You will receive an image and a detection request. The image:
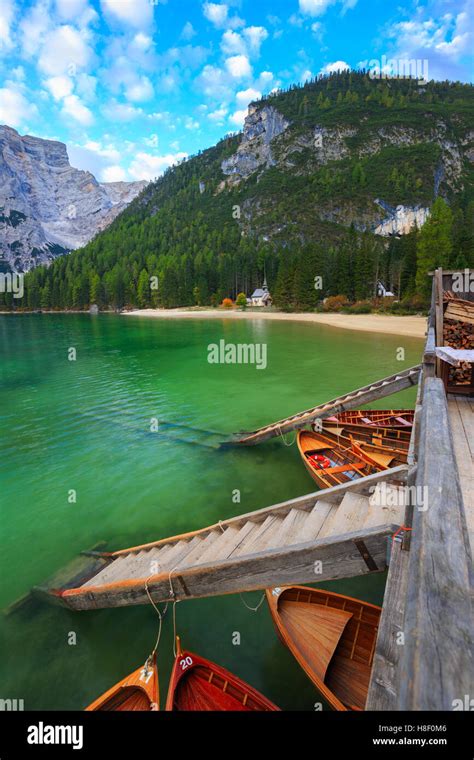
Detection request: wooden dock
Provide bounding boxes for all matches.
[27,268,473,710]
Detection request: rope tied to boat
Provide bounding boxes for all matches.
[239,591,266,613]
[172,599,181,657]
[277,424,296,447]
[144,577,168,657]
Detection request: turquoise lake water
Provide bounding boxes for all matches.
[0,314,421,710]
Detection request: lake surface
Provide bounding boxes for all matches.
[0,314,421,710]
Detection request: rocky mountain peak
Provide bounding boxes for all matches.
[0,125,147,273]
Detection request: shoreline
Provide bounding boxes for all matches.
[123,308,426,339]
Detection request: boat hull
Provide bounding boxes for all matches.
[85,655,159,711]
[266,586,381,711]
[165,643,279,711]
[296,429,380,489]
[326,409,414,428]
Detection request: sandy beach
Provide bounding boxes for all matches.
[123,308,426,339]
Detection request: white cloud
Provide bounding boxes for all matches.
[181,21,196,40]
[103,100,143,121]
[229,108,247,127]
[83,140,121,162]
[320,60,350,74]
[128,151,188,181]
[257,70,274,86]
[76,72,97,101]
[44,75,74,100]
[68,138,121,176]
[221,30,246,56]
[0,87,39,128]
[299,0,335,15]
[20,0,51,57]
[101,164,127,182]
[225,54,252,78]
[144,133,159,147]
[203,2,229,28]
[243,26,268,56]
[38,25,94,76]
[0,0,14,50]
[61,93,94,125]
[196,64,233,100]
[221,26,268,58]
[125,76,154,102]
[184,116,200,129]
[131,32,153,51]
[55,0,90,20]
[101,0,154,28]
[208,105,227,123]
[389,11,471,60]
[379,5,472,80]
[236,87,261,107]
[301,69,313,81]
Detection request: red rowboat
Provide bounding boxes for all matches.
[165,637,279,711]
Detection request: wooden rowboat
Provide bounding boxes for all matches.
[266,586,381,711]
[350,439,407,469]
[297,430,380,489]
[317,428,408,469]
[321,421,411,451]
[165,637,279,711]
[85,654,159,711]
[325,409,414,428]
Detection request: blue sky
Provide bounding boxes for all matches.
[0,0,472,182]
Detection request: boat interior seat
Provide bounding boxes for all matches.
[325,655,370,711]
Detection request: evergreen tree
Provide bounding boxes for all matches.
[416,197,453,297]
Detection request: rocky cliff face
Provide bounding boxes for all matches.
[221,105,289,186]
[219,102,473,238]
[0,126,147,272]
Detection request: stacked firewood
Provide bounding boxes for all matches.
[443,292,474,385]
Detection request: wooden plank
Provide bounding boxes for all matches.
[445,301,474,325]
[107,466,408,556]
[366,539,410,710]
[59,525,395,610]
[235,366,421,445]
[448,396,474,555]
[398,378,474,710]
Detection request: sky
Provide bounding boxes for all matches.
[0,0,472,183]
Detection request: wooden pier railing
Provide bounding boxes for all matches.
[398,377,473,709]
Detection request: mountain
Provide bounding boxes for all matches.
[13,72,474,311]
[0,125,147,273]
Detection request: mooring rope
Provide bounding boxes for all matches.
[172,599,180,657]
[239,591,266,612]
[145,578,168,656]
[278,424,297,447]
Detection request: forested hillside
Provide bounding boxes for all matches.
[6,71,474,312]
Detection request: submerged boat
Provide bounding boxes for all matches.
[296,429,380,489]
[85,655,159,711]
[266,586,381,711]
[325,409,414,428]
[321,421,411,452]
[165,638,279,711]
